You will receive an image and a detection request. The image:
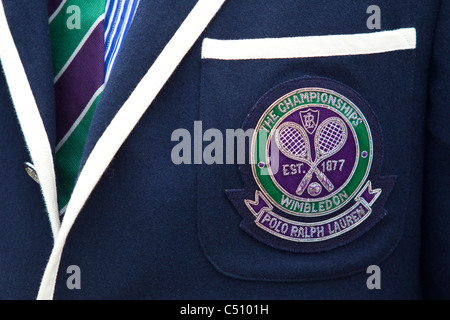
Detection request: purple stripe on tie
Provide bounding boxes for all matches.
[54,21,105,143]
[47,0,64,17]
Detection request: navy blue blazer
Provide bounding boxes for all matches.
[0,0,449,300]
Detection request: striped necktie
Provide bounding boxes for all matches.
[48,0,140,213]
[48,0,106,213]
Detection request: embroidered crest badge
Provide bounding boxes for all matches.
[226,77,396,252]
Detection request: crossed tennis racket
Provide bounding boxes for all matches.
[275,117,348,196]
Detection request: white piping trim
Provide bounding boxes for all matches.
[202,27,417,60]
[0,0,60,239]
[36,0,226,300]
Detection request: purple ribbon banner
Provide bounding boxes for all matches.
[244,181,381,243]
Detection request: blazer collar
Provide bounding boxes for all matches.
[2,0,56,148]
[2,0,227,300]
[0,0,60,238]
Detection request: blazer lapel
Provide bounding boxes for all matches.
[2,0,56,147]
[37,0,227,299]
[0,0,60,238]
[80,0,199,168]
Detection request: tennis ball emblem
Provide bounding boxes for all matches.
[226,77,395,252]
[307,182,322,197]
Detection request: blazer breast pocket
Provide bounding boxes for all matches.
[197,28,417,281]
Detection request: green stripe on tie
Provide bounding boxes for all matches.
[49,0,105,78]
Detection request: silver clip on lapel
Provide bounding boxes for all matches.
[24,162,40,184]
